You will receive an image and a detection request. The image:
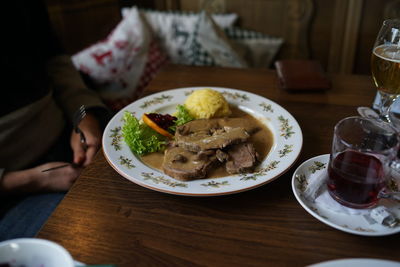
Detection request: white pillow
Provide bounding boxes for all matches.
[72,7,151,100]
[122,7,238,64]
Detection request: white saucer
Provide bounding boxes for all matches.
[291,154,400,236]
[308,258,400,267]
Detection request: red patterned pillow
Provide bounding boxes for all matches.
[72,7,169,112]
[103,39,169,111]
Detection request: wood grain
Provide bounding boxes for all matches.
[37,64,400,267]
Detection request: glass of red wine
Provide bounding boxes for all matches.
[327,116,400,209]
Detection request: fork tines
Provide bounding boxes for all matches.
[73,105,86,130]
[73,105,87,146]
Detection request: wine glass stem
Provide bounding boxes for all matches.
[377,90,398,122]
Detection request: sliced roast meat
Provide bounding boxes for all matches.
[164,116,264,180]
[195,150,215,161]
[176,119,219,137]
[225,142,259,174]
[216,149,229,162]
[175,127,250,152]
[162,146,218,181]
[218,117,260,135]
[175,117,259,138]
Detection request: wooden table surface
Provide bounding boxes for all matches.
[37,64,400,266]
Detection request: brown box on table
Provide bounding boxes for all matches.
[275,60,330,91]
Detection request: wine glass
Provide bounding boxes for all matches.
[371,19,400,121]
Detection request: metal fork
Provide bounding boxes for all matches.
[73,105,87,148]
[41,105,87,172]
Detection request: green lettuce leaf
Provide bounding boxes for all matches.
[169,105,195,132]
[121,111,167,156]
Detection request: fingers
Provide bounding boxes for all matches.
[75,114,102,166]
[40,163,82,192]
[26,162,83,192]
[83,145,97,166]
[71,113,103,166]
[71,130,101,167]
[82,133,101,166]
[71,131,86,166]
[38,161,74,171]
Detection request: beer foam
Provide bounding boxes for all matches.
[373,44,400,63]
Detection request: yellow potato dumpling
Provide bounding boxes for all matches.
[184,88,232,119]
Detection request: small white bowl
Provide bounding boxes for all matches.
[0,238,74,267]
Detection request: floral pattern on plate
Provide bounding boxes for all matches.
[102,87,303,196]
[292,154,400,236]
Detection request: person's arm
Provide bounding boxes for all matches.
[47,55,111,166]
[47,56,109,120]
[0,163,82,195]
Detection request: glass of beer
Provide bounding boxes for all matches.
[371,19,400,121]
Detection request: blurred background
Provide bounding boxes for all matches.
[44,0,400,75]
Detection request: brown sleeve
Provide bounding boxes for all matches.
[46,55,109,123]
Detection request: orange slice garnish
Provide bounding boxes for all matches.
[142,113,174,139]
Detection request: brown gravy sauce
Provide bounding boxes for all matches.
[141,107,274,178]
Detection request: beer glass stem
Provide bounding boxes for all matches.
[377,90,399,122]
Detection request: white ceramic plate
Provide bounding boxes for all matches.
[292,154,400,236]
[103,87,303,196]
[74,261,85,266]
[308,258,400,267]
[0,238,75,267]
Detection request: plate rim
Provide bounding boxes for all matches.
[307,258,400,267]
[103,86,303,196]
[291,154,400,236]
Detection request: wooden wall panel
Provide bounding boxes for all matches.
[179,0,288,37]
[176,0,399,74]
[178,0,337,69]
[310,0,335,71]
[354,0,398,75]
[179,0,314,60]
[45,0,121,54]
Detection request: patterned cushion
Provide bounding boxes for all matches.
[187,11,248,68]
[103,39,169,111]
[189,40,216,66]
[224,27,284,68]
[72,8,169,111]
[72,8,151,100]
[122,7,238,65]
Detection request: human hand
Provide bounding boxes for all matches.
[1,162,82,194]
[70,112,102,167]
